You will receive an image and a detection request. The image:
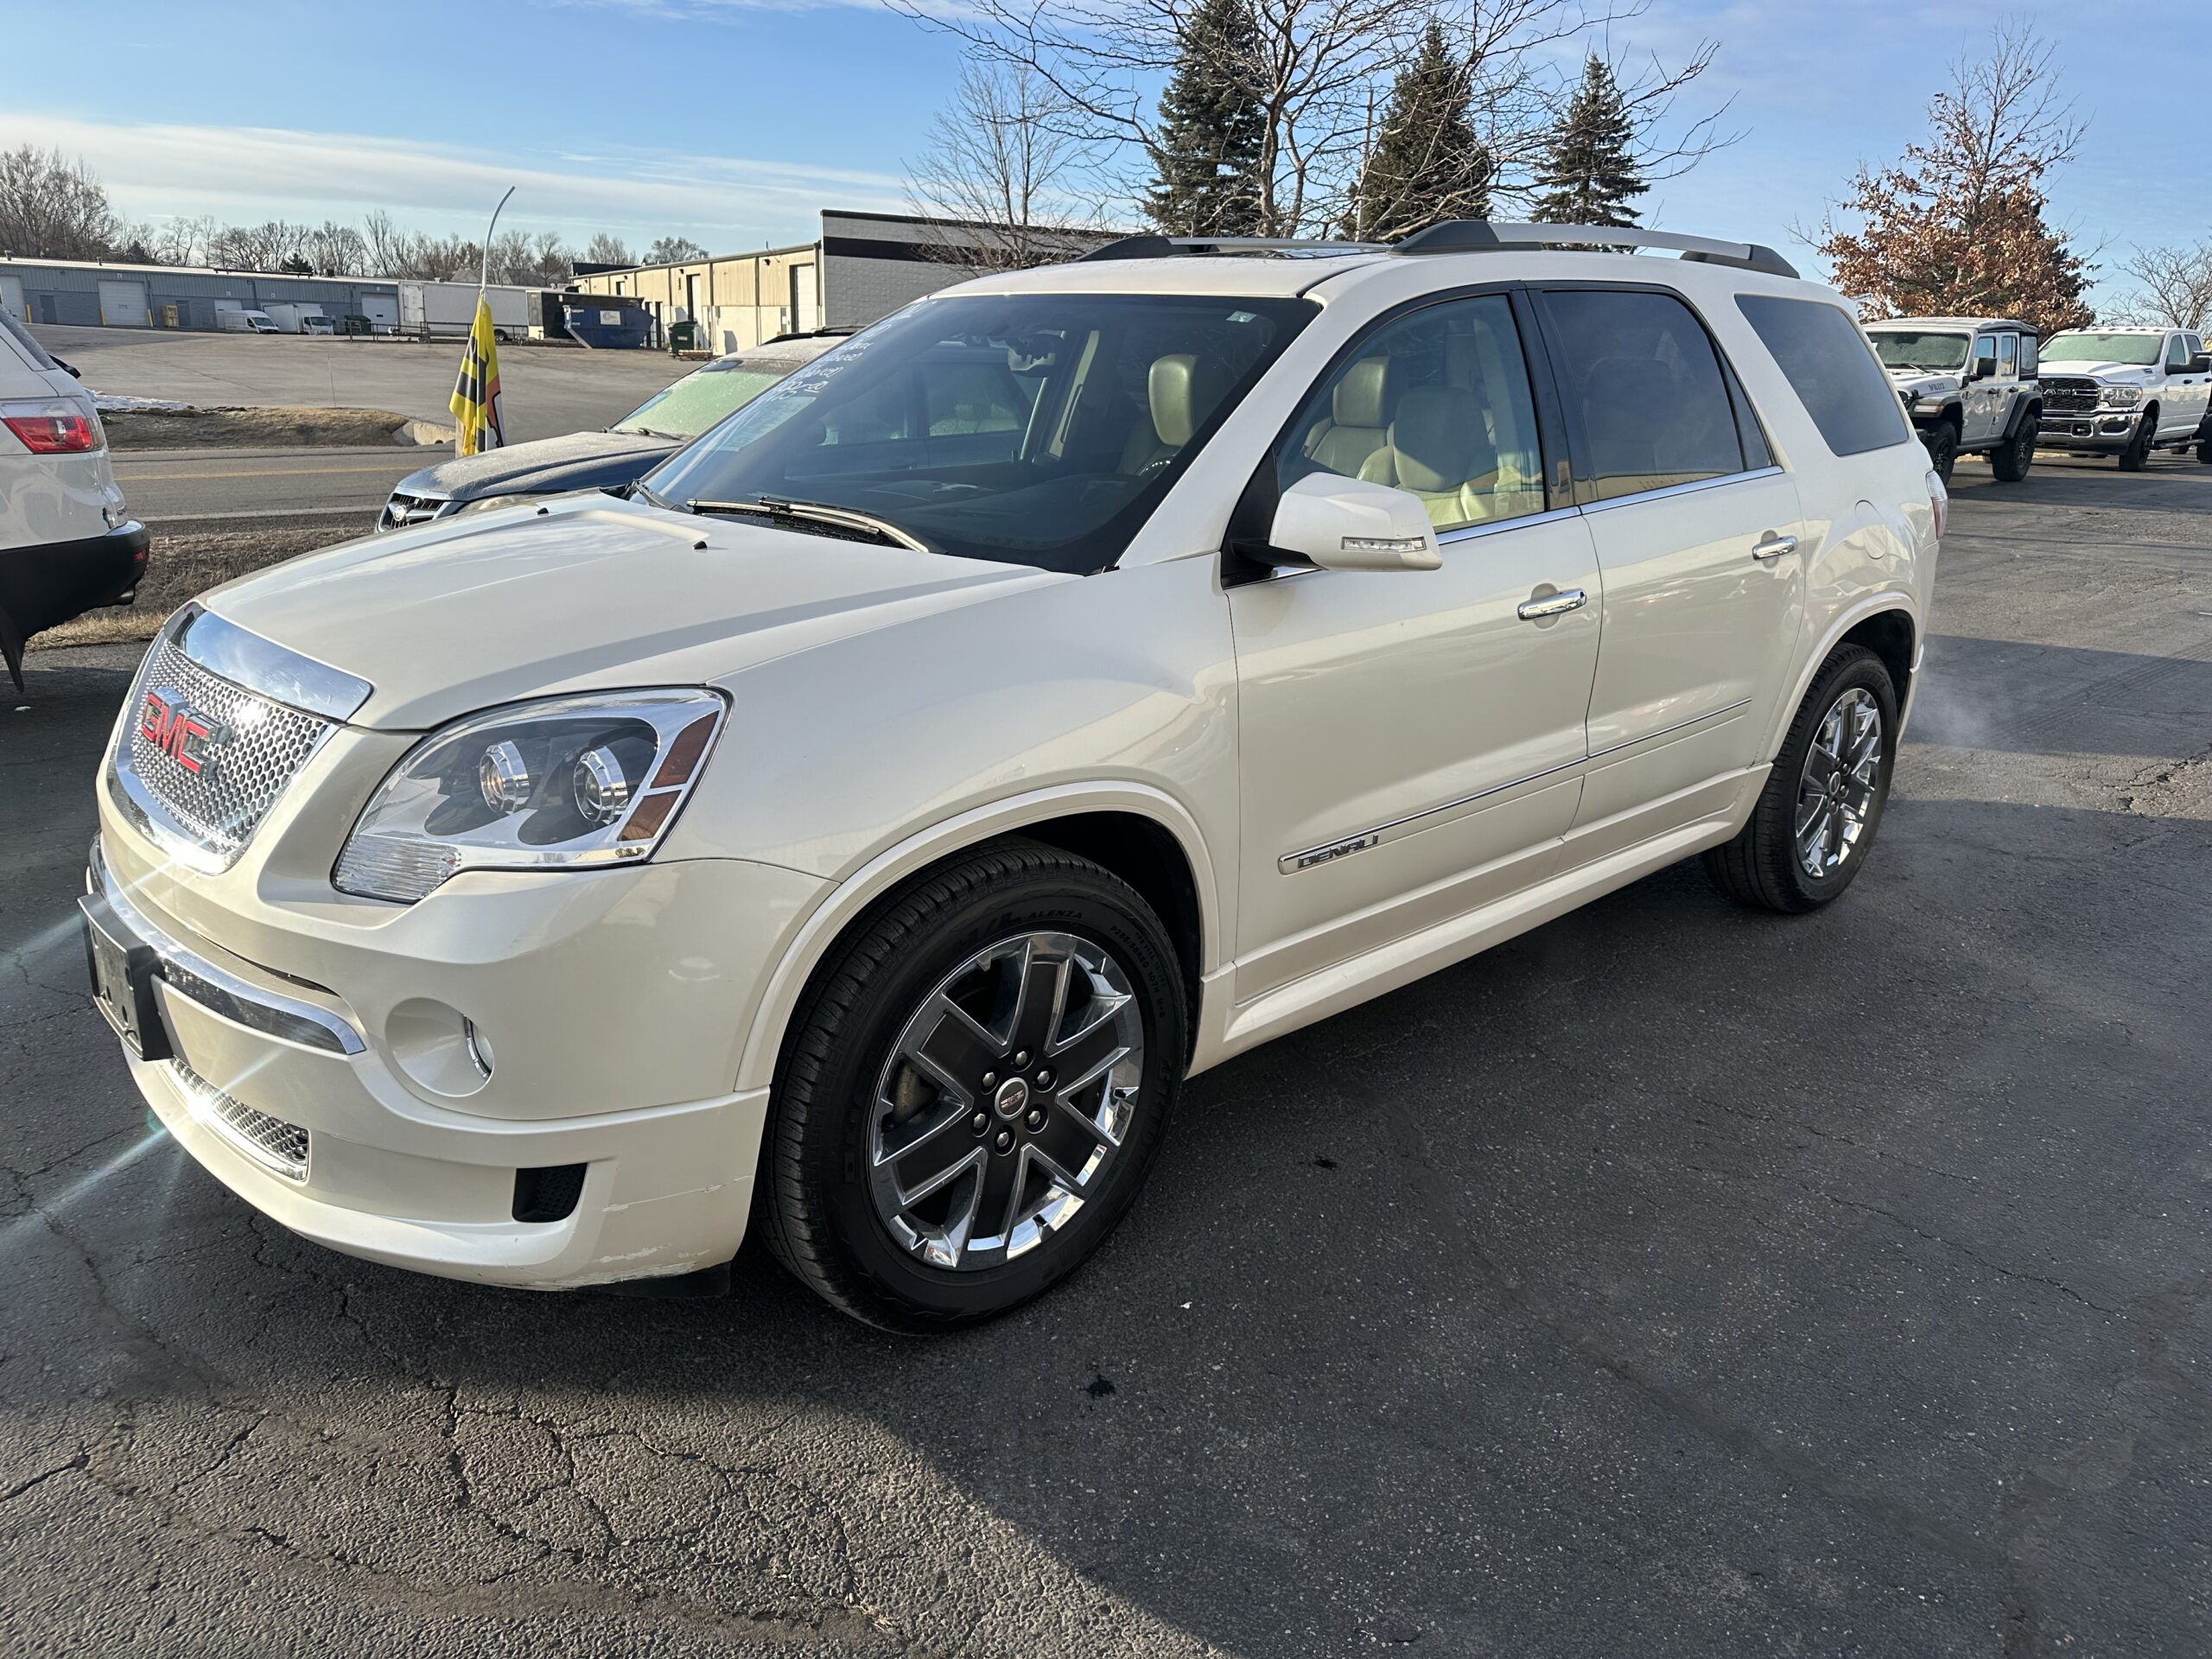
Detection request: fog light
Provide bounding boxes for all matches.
[387,999,494,1098]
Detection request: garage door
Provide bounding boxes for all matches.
[359,294,398,330]
[0,275,24,319]
[99,279,150,327]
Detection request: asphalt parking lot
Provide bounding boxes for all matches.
[29,323,690,444]
[3,452,2209,1656]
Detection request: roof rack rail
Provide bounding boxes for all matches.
[1393,221,1798,279]
[1075,234,1383,263]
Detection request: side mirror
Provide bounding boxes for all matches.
[2189,354,2212,375]
[1267,473,1442,573]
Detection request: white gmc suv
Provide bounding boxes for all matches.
[82,225,1942,1330]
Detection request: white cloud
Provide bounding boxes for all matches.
[0,112,910,249]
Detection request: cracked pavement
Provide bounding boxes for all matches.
[3,453,2210,1656]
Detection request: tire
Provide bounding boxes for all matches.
[2118,410,2158,471]
[1990,410,2037,481]
[1922,419,1959,484]
[2196,430,2211,465]
[1702,645,1899,914]
[759,840,1186,1332]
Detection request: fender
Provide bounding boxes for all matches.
[731,780,1224,1095]
[1761,594,1922,761]
[2000,395,2043,441]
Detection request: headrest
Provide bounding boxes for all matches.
[1332,357,1390,428]
[1148,353,1225,448]
[1388,387,1493,494]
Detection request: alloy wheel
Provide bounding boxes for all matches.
[1794,687,1884,880]
[868,931,1145,1271]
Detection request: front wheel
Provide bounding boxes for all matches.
[2196,429,2212,465]
[1990,413,2037,481]
[1922,421,1959,484]
[2119,410,2158,471]
[1703,645,1899,914]
[759,841,1186,1331]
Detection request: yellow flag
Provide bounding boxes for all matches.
[448,296,505,456]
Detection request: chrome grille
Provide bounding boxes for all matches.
[118,632,334,868]
[379,491,451,530]
[173,1060,309,1181]
[2043,377,2099,414]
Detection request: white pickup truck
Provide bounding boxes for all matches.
[2037,326,2212,469]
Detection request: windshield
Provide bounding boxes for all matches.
[2043,332,2164,365]
[642,292,1313,573]
[612,360,797,440]
[1868,330,1970,372]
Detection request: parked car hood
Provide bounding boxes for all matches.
[395,429,679,502]
[1885,368,1961,397]
[201,493,1070,729]
[2038,360,2155,383]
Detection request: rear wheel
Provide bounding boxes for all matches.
[1923,420,1959,484]
[1990,410,2037,481]
[760,841,1186,1332]
[2119,410,2158,471]
[1703,645,1898,914]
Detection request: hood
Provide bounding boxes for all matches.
[2037,360,2153,382]
[203,493,1071,729]
[1884,368,1960,396]
[395,429,678,502]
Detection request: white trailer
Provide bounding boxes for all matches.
[398,282,531,341]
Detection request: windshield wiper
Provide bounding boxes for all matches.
[685,496,934,554]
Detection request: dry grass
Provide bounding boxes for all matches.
[103,405,436,450]
[33,526,344,647]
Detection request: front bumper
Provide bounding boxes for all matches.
[0,519,149,640]
[2038,409,2145,450]
[87,820,827,1289]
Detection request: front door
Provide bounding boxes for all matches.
[1230,291,1600,998]
[1535,285,1807,855]
[1962,333,2003,445]
[2163,333,2210,439]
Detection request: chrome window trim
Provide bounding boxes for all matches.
[1435,503,1584,545]
[180,604,372,722]
[1578,464,1785,515]
[91,839,365,1056]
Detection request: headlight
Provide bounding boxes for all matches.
[1900,389,1921,407]
[450,493,542,518]
[333,690,727,903]
[2103,386,2142,407]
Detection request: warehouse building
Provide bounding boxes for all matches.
[571,209,1111,353]
[0,257,403,332]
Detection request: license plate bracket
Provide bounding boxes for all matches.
[80,894,175,1063]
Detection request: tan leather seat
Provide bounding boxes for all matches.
[1300,357,1391,477]
[1360,387,1545,529]
[1118,353,1226,474]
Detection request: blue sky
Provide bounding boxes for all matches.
[0,0,2196,308]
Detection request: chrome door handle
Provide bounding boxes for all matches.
[1751,533,1798,561]
[1516,588,1587,620]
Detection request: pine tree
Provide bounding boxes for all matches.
[1144,0,1267,237]
[1345,19,1491,242]
[1531,55,1646,228]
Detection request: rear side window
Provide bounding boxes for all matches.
[2020,335,2039,377]
[0,305,60,372]
[1541,289,1750,502]
[1735,295,1913,457]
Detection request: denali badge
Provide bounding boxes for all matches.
[139,689,221,776]
[1285,832,1381,874]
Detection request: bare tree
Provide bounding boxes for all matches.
[645,235,712,265]
[2116,241,2212,331]
[305,220,367,276]
[207,219,315,270]
[583,232,634,268]
[887,0,1727,238]
[0,145,122,259]
[907,61,1103,270]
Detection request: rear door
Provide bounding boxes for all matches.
[2164,333,2210,437]
[1534,284,1807,855]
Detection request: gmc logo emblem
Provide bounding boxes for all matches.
[139,689,219,776]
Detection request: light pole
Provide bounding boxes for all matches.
[479,186,516,295]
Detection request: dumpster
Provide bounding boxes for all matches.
[668,320,698,353]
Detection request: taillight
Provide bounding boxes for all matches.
[1927,471,1948,542]
[2,398,103,454]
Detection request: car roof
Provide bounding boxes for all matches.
[932,245,1835,308]
[2044,323,2172,334]
[1871,315,2037,333]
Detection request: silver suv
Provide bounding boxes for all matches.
[1866,316,2042,484]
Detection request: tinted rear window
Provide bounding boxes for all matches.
[1736,296,1911,457]
[0,305,61,372]
[1541,289,1751,502]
